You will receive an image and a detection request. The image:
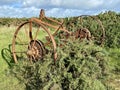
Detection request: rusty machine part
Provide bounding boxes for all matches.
[66,15,105,46]
[66,15,105,45]
[12,21,56,63]
[12,9,71,63]
[27,40,46,62]
[73,28,91,40]
[12,9,105,64]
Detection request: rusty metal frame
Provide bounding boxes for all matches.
[12,9,105,64]
[12,9,70,63]
[80,15,105,45]
[68,15,105,45]
[12,21,58,63]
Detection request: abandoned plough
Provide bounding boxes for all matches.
[12,9,105,63]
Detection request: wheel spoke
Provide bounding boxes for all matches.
[12,17,57,63]
[32,26,40,48]
[24,25,29,40]
[13,51,27,53]
[16,36,28,49]
[34,26,40,40]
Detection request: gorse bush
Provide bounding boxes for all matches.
[64,11,120,48]
[10,39,111,90]
[98,11,120,48]
[1,11,119,47]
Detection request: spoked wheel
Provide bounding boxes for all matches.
[27,40,46,62]
[79,15,105,45]
[12,19,57,63]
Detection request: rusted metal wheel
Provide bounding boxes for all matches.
[66,15,105,45]
[12,19,57,63]
[27,40,46,62]
[79,15,105,45]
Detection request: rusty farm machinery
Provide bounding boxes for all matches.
[12,9,105,63]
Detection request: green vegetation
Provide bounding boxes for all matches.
[0,18,28,26]
[10,40,111,90]
[0,11,120,90]
[0,26,25,90]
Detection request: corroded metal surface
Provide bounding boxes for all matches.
[12,9,105,64]
[79,15,105,45]
[27,40,46,62]
[73,28,91,40]
[12,9,65,63]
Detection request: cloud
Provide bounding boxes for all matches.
[22,0,103,9]
[0,6,103,18]
[0,5,40,17]
[0,0,21,6]
[21,0,120,10]
[46,8,100,17]
[0,0,120,17]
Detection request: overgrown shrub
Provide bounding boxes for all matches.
[1,11,120,47]
[64,11,120,48]
[9,39,113,90]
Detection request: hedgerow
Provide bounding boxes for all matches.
[10,39,112,90]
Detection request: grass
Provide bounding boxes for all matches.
[0,25,57,90]
[0,26,25,90]
[0,26,120,90]
[106,48,120,90]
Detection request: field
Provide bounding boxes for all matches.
[0,11,120,90]
[0,26,52,89]
[0,26,25,89]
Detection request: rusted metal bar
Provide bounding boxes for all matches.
[12,21,30,63]
[45,17,62,25]
[52,21,64,36]
[77,15,105,45]
[39,9,45,20]
[31,18,71,34]
[32,18,60,29]
[29,20,33,40]
[30,18,57,63]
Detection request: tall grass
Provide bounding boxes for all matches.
[0,26,25,90]
[0,25,61,90]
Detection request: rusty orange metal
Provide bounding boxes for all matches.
[12,9,105,64]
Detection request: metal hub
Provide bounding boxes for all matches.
[27,40,45,61]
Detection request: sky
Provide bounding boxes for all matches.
[0,0,120,18]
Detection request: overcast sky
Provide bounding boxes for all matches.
[0,0,120,18]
